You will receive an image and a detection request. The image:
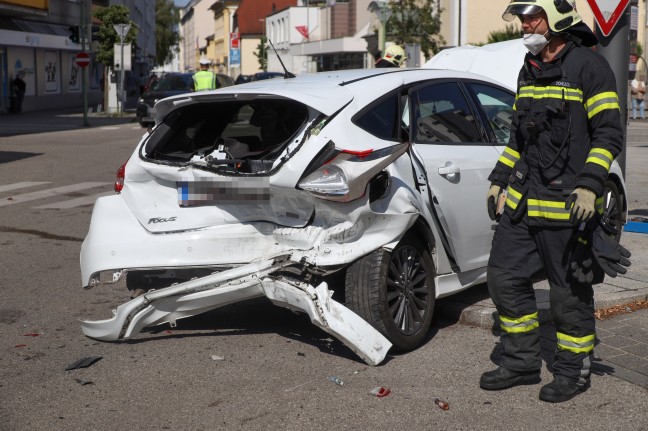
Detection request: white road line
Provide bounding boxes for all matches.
[33,191,114,209]
[0,182,110,207]
[0,182,52,193]
[100,126,121,130]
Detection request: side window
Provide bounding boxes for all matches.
[411,82,481,143]
[353,93,399,140]
[467,83,515,145]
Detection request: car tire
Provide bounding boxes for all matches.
[345,234,436,352]
[603,180,623,242]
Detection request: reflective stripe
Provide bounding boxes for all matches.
[557,332,595,354]
[500,312,539,334]
[518,85,583,102]
[528,199,571,220]
[193,71,216,91]
[585,91,620,119]
[586,148,613,171]
[498,146,520,168]
[505,185,523,209]
[596,196,604,214]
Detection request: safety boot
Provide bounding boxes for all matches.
[539,376,589,403]
[479,366,541,390]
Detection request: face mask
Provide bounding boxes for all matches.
[523,32,550,56]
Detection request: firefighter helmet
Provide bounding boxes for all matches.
[502,0,582,33]
[383,45,407,67]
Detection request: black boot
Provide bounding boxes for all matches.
[480,366,541,390]
[539,376,589,403]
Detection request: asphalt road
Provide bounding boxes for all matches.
[0,117,647,430]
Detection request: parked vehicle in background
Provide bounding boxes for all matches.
[136,72,235,127]
[251,71,284,81]
[235,74,252,85]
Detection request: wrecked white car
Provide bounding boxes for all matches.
[80,66,626,365]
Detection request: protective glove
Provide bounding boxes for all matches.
[568,235,595,284]
[486,184,502,221]
[565,187,596,224]
[591,222,632,277]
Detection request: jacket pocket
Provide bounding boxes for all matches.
[505,160,529,222]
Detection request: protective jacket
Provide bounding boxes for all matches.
[488,41,623,227]
[193,70,216,91]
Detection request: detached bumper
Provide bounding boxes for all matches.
[80,258,392,365]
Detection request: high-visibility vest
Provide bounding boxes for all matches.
[193,71,216,91]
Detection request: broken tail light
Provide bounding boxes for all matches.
[298,142,409,202]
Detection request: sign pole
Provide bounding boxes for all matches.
[595,6,630,176]
[81,0,89,127]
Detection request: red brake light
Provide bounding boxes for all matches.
[114,161,127,193]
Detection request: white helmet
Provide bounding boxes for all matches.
[502,0,581,32]
[199,57,211,66]
[383,45,407,67]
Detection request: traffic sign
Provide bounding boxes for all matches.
[75,52,90,68]
[587,0,630,37]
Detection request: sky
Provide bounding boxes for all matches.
[174,0,188,7]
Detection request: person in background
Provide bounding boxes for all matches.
[630,75,645,120]
[375,45,407,68]
[193,58,216,91]
[12,72,26,113]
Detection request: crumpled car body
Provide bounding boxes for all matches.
[80,65,627,365]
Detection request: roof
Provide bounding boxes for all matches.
[234,0,297,35]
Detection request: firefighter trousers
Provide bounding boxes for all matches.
[487,211,595,386]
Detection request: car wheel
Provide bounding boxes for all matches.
[603,180,623,242]
[345,234,436,352]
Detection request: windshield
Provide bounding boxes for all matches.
[152,75,194,92]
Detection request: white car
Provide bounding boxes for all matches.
[80,62,626,365]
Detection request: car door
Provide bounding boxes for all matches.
[409,80,501,272]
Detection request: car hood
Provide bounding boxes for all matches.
[423,38,527,91]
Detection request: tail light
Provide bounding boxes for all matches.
[114,160,128,193]
[298,143,409,202]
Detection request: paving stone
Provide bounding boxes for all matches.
[594,343,625,359]
[605,353,648,375]
[621,342,648,359]
[598,335,640,349]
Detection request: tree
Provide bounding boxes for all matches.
[93,5,138,68]
[254,36,268,72]
[487,24,521,44]
[385,0,445,60]
[155,0,181,67]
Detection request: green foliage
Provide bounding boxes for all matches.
[155,0,181,67]
[636,41,644,59]
[93,4,138,68]
[487,24,521,44]
[254,36,268,71]
[385,0,444,60]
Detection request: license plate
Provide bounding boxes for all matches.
[177,178,270,207]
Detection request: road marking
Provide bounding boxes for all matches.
[100,126,121,130]
[0,182,110,207]
[33,191,114,209]
[0,182,52,193]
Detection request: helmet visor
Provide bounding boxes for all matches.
[502,4,543,22]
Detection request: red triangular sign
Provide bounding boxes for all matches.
[586,0,630,37]
[295,25,309,39]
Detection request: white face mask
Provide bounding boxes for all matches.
[523,32,550,56]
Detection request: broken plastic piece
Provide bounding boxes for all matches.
[74,378,94,385]
[369,386,391,397]
[434,398,449,410]
[210,355,224,361]
[15,344,27,348]
[328,376,344,386]
[65,356,103,371]
[23,333,40,337]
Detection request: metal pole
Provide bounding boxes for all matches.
[120,40,125,117]
[81,0,89,126]
[595,6,630,176]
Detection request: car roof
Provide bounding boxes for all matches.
[154,68,512,120]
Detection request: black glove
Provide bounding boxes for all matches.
[591,222,632,277]
[568,235,595,284]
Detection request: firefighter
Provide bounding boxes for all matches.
[480,0,625,403]
[375,45,407,68]
[193,57,216,91]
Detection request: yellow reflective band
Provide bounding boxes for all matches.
[500,312,539,334]
[577,237,588,245]
[518,85,583,102]
[505,186,523,209]
[528,199,571,220]
[596,196,604,214]
[498,146,520,168]
[557,332,595,354]
[586,148,613,171]
[585,91,620,119]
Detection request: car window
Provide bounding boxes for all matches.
[353,93,400,141]
[467,83,515,145]
[411,82,481,143]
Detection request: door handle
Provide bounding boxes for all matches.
[438,164,460,176]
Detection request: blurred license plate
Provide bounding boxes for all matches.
[177,179,270,207]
